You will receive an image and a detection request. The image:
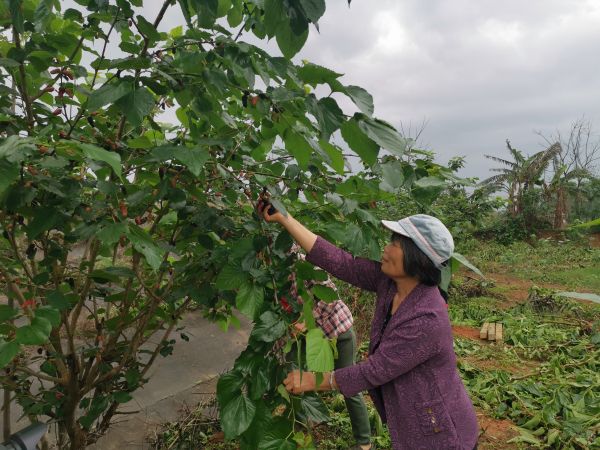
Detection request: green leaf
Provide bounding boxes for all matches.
[26,207,61,239]
[16,317,52,345]
[33,0,54,32]
[172,146,210,177]
[116,87,155,127]
[318,140,345,174]
[0,158,19,196]
[236,282,265,319]
[311,97,344,140]
[251,311,286,343]
[340,118,379,166]
[299,393,329,422]
[127,226,163,270]
[78,143,123,180]
[413,176,447,189]
[297,63,342,87]
[284,131,312,169]
[216,263,248,290]
[227,0,243,27]
[311,285,338,302]
[345,85,374,116]
[220,392,256,439]
[97,222,128,246]
[191,0,218,28]
[9,0,24,34]
[217,371,244,407]
[305,328,334,372]
[357,115,407,156]
[258,417,295,450]
[113,391,133,404]
[299,0,326,23]
[136,15,161,46]
[46,291,71,311]
[276,21,308,59]
[0,305,18,322]
[35,306,60,327]
[0,58,20,68]
[0,340,20,368]
[87,82,131,110]
[380,160,405,191]
[263,0,284,37]
[451,252,483,277]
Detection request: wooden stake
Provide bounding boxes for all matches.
[488,322,496,341]
[495,323,503,342]
[479,322,490,340]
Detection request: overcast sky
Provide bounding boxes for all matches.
[144,0,600,179]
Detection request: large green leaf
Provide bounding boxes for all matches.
[136,15,160,46]
[35,306,60,327]
[216,263,248,290]
[357,115,407,156]
[284,131,312,169]
[0,340,20,368]
[78,143,123,180]
[236,281,264,319]
[87,82,131,110]
[345,85,374,116]
[299,0,325,23]
[127,225,163,270]
[15,317,52,345]
[220,392,256,439]
[380,160,405,192]
[340,118,379,166]
[276,20,308,59]
[251,311,286,343]
[172,146,210,177]
[217,371,244,407]
[116,87,155,127]
[297,63,342,86]
[299,393,330,422]
[318,140,345,174]
[310,97,344,140]
[258,417,295,450]
[26,206,61,239]
[311,285,338,302]
[305,328,334,372]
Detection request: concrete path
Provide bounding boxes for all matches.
[0,310,250,449]
[90,311,251,449]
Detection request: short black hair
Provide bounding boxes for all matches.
[391,233,442,286]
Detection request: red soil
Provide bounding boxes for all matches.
[452,325,483,341]
[476,409,520,449]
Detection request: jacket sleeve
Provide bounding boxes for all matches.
[305,236,384,292]
[334,313,444,397]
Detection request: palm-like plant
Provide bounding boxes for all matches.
[480,140,561,217]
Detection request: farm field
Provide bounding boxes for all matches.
[153,234,600,449]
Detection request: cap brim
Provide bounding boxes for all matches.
[381,220,410,237]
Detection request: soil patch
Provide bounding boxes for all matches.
[452,325,483,341]
[476,409,519,449]
[590,232,600,249]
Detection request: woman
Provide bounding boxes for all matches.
[259,205,479,450]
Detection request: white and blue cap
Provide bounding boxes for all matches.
[382,214,454,269]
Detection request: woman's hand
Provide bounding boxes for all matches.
[257,199,286,224]
[283,370,316,394]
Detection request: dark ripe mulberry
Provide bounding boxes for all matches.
[159,167,166,179]
[2,230,9,240]
[26,243,37,260]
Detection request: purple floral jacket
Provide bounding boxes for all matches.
[306,237,479,450]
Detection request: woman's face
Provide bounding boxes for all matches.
[381,236,407,278]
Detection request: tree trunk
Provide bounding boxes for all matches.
[554,186,568,229]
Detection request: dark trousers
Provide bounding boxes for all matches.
[334,328,371,445]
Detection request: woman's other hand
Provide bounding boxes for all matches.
[284,370,316,394]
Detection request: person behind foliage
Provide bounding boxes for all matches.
[285,244,371,450]
[257,201,478,450]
